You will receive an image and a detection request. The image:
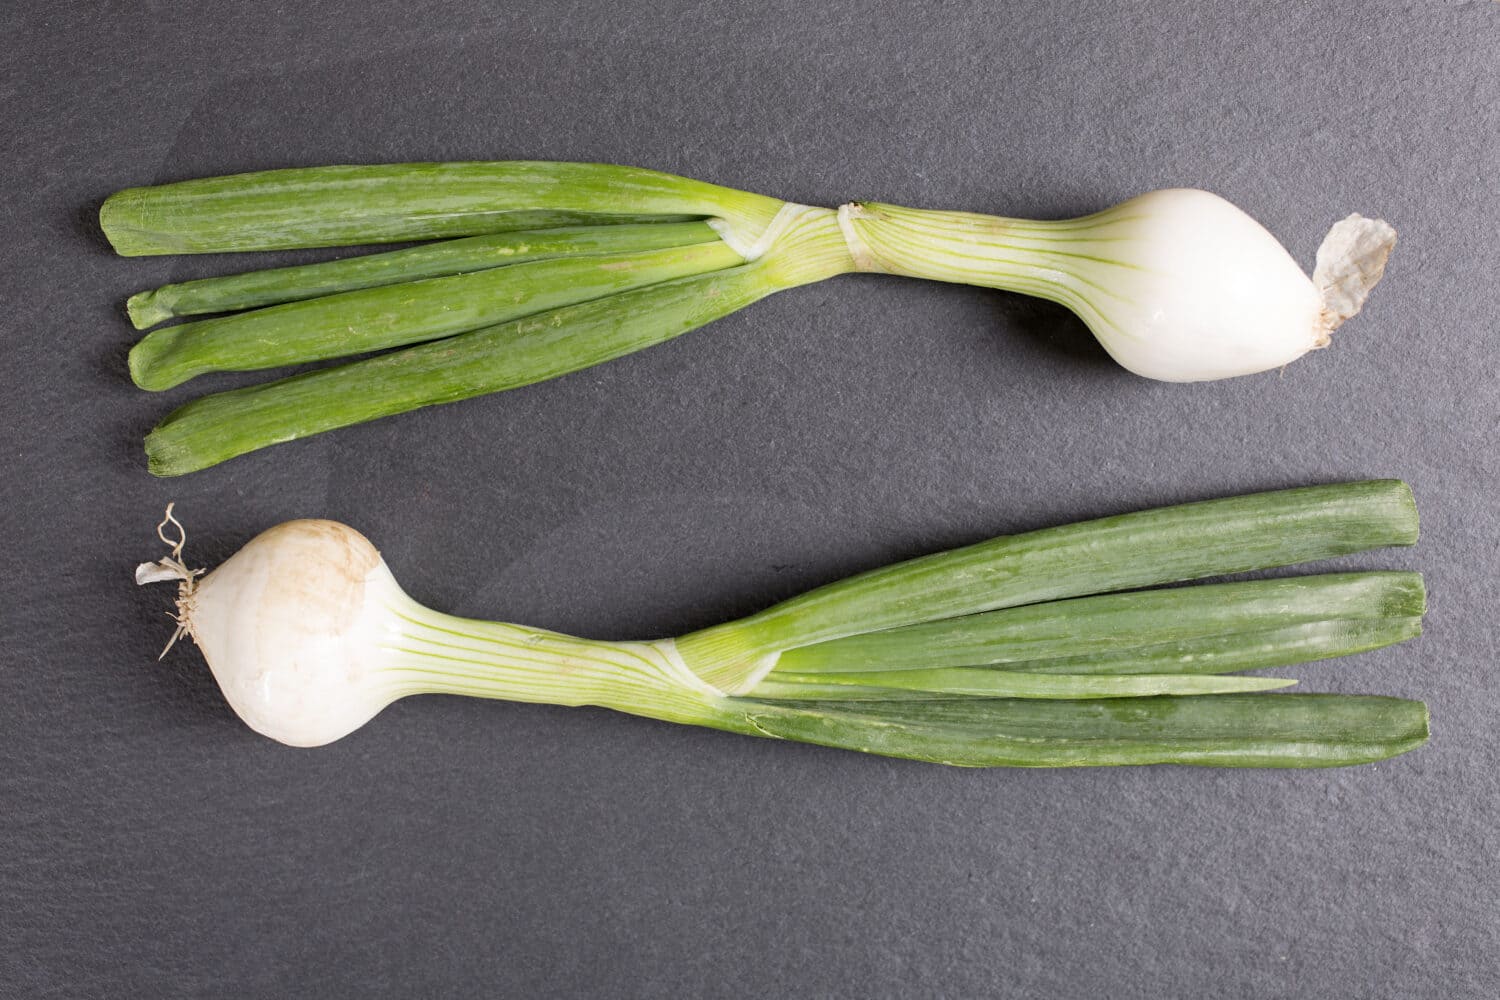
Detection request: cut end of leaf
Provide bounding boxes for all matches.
[143,428,197,478]
[99,189,165,257]
[128,334,191,392]
[126,290,171,330]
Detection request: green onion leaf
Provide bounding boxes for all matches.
[676,482,1420,692]
[129,240,743,390]
[749,670,1297,700]
[143,263,778,476]
[980,616,1422,677]
[100,161,783,255]
[713,694,1429,768]
[124,221,723,328]
[773,572,1424,673]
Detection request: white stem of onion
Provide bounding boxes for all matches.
[835,191,1395,381]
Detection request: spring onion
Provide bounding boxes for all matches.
[102,162,1396,476]
[136,481,1428,767]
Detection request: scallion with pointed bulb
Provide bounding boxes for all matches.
[102,162,1396,476]
[136,480,1428,767]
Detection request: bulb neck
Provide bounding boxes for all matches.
[373,593,725,728]
[836,201,1113,305]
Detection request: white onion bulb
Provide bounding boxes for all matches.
[838,190,1396,381]
[135,513,716,747]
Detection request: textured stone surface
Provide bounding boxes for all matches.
[2,1,1497,996]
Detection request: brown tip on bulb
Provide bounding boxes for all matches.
[1313,215,1397,334]
[1311,312,1336,349]
[219,519,383,632]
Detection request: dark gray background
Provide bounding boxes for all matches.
[4,1,1497,996]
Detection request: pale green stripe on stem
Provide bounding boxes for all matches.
[750,670,1296,700]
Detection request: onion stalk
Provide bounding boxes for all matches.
[136,481,1428,767]
[102,162,1396,476]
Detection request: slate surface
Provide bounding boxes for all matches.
[3,1,1497,996]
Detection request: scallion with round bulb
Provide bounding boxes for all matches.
[135,481,1429,767]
